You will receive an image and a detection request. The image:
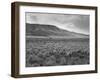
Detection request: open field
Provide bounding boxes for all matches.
[26,37,89,67]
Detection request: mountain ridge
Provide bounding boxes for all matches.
[26,23,89,38]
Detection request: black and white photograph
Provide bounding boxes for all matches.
[11,2,97,78]
[26,13,90,67]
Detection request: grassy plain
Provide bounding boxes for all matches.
[26,37,89,67]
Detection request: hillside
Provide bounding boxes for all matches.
[26,23,89,38]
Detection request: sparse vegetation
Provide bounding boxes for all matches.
[26,38,89,67]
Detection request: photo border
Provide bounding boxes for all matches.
[11,2,98,78]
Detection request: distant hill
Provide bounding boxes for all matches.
[26,23,89,38]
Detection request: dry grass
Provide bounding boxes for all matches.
[26,38,89,67]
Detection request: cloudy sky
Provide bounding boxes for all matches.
[26,12,90,35]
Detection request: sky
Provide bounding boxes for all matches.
[26,12,90,35]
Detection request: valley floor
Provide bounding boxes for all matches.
[26,37,89,67]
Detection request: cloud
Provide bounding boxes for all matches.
[26,13,89,34]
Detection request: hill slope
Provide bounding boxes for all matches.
[26,23,89,38]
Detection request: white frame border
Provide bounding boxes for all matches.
[19,6,96,75]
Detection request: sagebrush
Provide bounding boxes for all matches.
[26,38,89,67]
